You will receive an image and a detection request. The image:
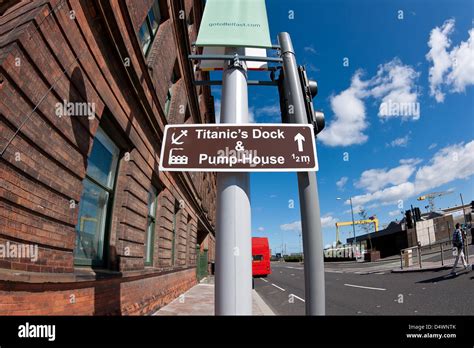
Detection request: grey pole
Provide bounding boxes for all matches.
[278,32,325,315]
[350,197,357,244]
[460,193,469,261]
[215,49,252,315]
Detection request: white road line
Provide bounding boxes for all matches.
[325,270,343,273]
[344,283,386,291]
[290,273,295,276]
[271,283,286,291]
[261,278,269,283]
[289,293,305,302]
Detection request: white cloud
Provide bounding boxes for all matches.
[387,134,410,147]
[318,72,369,146]
[428,143,438,150]
[370,59,420,120]
[249,107,255,123]
[448,28,474,92]
[257,227,265,232]
[351,182,416,206]
[399,158,423,166]
[426,19,474,102]
[414,141,474,193]
[321,215,339,228]
[350,141,474,206]
[389,209,402,217]
[255,105,280,122]
[304,45,317,54]
[280,216,338,230]
[280,221,301,231]
[336,176,348,190]
[319,58,420,146]
[355,163,417,192]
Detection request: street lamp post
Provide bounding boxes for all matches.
[349,197,357,244]
[336,197,357,244]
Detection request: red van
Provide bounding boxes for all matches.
[252,237,271,277]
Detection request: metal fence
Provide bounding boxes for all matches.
[400,233,471,269]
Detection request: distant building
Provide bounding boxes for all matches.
[0,0,215,315]
[347,203,473,258]
[347,221,408,258]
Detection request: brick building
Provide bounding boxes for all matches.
[0,0,216,315]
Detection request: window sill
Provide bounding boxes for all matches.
[0,265,195,284]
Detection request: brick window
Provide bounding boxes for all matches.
[75,128,120,266]
[0,0,20,15]
[138,0,162,56]
[145,186,160,266]
[187,8,194,31]
[164,64,180,118]
[171,200,181,266]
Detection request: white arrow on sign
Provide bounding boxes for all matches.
[294,133,305,152]
[171,130,188,145]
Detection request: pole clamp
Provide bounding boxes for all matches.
[230,53,244,69]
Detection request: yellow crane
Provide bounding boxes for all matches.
[335,217,379,245]
[417,190,452,212]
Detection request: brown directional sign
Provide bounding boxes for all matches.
[159,124,318,172]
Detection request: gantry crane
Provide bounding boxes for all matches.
[335,217,379,245]
[417,190,452,212]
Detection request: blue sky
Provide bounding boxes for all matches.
[211,0,474,254]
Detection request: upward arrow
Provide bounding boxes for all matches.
[294,133,305,152]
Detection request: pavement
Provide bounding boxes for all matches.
[254,261,473,315]
[322,244,474,274]
[153,246,473,316]
[153,276,274,316]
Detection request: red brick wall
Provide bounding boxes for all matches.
[0,268,196,315]
[0,0,214,315]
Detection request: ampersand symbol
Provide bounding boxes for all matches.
[235,141,244,151]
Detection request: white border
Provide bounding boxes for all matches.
[158,123,319,172]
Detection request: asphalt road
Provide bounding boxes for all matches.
[254,261,473,315]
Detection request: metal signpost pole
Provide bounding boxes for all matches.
[278,32,326,315]
[350,197,357,243]
[215,49,252,315]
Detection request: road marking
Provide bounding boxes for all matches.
[325,270,343,273]
[261,278,269,283]
[290,273,295,276]
[271,283,286,291]
[289,293,305,302]
[374,272,385,275]
[344,284,386,291]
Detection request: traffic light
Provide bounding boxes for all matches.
[405,210,413,229]
[277,65,325,135]
[414,207,422,221]
[277,68,290,124]
[298,65,325,135]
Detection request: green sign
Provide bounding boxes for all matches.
[196,0,272,48]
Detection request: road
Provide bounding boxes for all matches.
[254,261,473,315]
